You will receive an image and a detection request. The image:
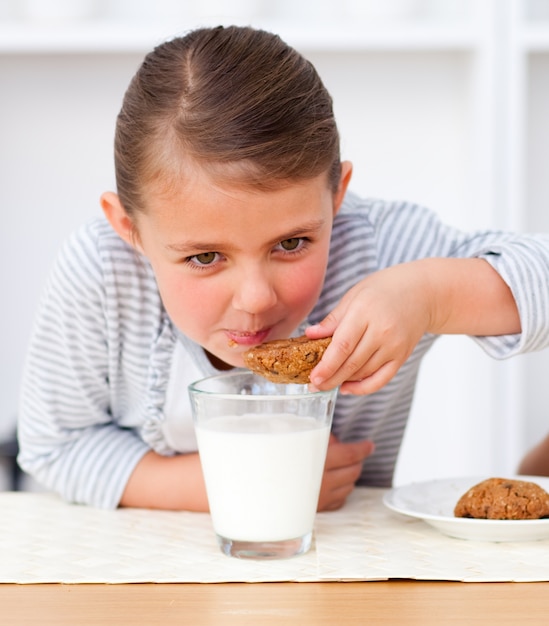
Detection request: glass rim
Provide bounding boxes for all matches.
[188,369,338,400]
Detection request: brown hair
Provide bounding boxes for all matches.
[114,25,341,217]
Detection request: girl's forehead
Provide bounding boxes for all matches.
[145,154,333,201]
[144,165,332,214]
[138,171,335,241]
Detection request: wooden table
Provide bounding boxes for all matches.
[2,581,548,625]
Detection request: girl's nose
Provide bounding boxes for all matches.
[231,269,277,314]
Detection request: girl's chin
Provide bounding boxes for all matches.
[205,349,243,371]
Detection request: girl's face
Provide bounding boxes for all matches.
[102,163,351,369]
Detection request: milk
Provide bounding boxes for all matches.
[196,413,330,542]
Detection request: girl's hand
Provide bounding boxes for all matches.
[307,257,519,396]
[308,262,431,396]
[317,434,375,511]
[518,432,549,477]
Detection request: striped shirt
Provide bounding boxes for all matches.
[17,192,549,508]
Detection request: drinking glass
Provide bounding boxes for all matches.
[189,370,337,559]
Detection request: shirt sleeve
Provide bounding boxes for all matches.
[372,200,549,358]
[17,224,150,509]
[471,236,549,357]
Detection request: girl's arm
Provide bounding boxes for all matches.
[119,451,209,511]
[18,221,171,510]
[518,434,549,477]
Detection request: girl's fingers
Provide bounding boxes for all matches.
[323,438,375,471]
[318,483,356,511]
[318,438,375,511]
[310,331,371,387]
[339,360,401,396]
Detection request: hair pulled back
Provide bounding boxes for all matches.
[114,25,341,216]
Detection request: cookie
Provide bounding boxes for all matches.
[454,477,549,520]
[242,336,331,384]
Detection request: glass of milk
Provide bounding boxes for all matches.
[189,371,337,559]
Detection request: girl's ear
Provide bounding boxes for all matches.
[333,161,353,216]
[100,191,141,249]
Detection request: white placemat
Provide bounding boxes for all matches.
[1,488,549,583]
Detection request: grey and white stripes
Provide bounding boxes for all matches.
[18,192,549,508]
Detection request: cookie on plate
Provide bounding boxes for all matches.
[454,477,549,520]
[242,336,331,384]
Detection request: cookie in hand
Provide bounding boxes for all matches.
[242,336,331,384]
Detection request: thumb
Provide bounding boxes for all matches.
[306,311,341,340]
[307,286,355,339]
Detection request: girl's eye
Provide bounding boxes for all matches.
[189,251,219,266]
[279,238,302,252]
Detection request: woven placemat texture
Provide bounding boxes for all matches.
[1,489,548,583]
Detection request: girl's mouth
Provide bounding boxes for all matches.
[225,328,271,347]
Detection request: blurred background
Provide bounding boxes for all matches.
[1,0,549,491]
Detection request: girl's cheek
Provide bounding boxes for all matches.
[285,266,325,306]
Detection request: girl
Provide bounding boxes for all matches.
[18,25,549,511]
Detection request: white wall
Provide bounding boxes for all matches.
[1,53,142,442]
[522,52,549,452]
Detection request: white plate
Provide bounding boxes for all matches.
[383,476,549,542]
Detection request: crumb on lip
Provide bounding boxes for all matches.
[227,339,238,348]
